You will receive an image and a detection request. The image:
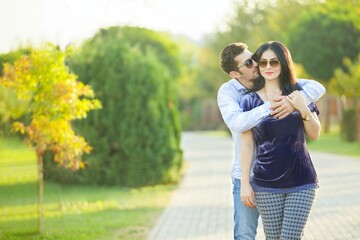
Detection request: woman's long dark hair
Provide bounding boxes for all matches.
[251,41,302,95]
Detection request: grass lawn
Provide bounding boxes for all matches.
[1,127,359,240]
[0,137,176,240]
[307,126,360,157]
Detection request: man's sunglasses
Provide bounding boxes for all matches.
[237,58,254,70]
[258,59,280,68]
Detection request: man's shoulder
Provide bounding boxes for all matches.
[218,79,239,94]
[219,79,234,88]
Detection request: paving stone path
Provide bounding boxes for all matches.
[147,132,360,240]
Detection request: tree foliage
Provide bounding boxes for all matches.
[212,0,321,52]
[213,0,271,51]
[1,44,102,167]
[0,48,32,135]
[329,53,360,141]
[196,0,323,101]
[44,26,183,187]
[288,1,360,82]
[330,54,360,101]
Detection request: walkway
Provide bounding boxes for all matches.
[147,132,360,240]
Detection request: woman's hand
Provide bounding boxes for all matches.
[270,95,295,119]
[286,90,309,115]
[240,182,256,208]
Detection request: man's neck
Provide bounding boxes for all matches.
[235,78,248,89]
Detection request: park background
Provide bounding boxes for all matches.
[0,0,359,239]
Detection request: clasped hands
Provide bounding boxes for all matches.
[270,90,305,119]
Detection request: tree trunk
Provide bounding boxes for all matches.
[324,95,330,133]
[323,83,331,133]
[36,149,44,235]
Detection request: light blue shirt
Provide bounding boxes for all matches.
[217,78,326,180]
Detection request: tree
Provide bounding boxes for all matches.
[330,54,360,106]
[329,54,360,142]
[44,26,183,187]
[288,1,360,131]
[211,0,321,53]
[212,0,272,51]
[289,4,360,81]
[0,43,101,234]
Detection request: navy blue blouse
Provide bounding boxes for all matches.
[240,92,319,192]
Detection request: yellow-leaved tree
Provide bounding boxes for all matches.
[0,43,102,234]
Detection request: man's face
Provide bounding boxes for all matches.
[231,50,259,89]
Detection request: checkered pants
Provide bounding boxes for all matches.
[255,189,317,240]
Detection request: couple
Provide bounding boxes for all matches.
[217,41,325,240]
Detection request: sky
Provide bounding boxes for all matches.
[0,0,234,53]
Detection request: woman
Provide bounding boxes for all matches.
[240,41,321,239]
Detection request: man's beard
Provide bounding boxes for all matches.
[252,70,259,80]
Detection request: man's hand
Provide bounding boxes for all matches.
[270,95,295,119]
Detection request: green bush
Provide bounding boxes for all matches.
[340,108,357,142]
[44,26,183,187]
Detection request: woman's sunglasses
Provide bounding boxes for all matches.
[258,59,280,68]
[237,58,254,70]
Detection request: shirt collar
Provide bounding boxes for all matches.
[231,78,247,92]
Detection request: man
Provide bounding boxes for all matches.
[217,42,325,240]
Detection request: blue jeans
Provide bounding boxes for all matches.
[233,178,259,240]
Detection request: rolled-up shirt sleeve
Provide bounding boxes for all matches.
[298,79,326,105]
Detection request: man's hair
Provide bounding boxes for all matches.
[220,42,248,74]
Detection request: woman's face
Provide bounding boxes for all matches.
[258,49,281,82]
